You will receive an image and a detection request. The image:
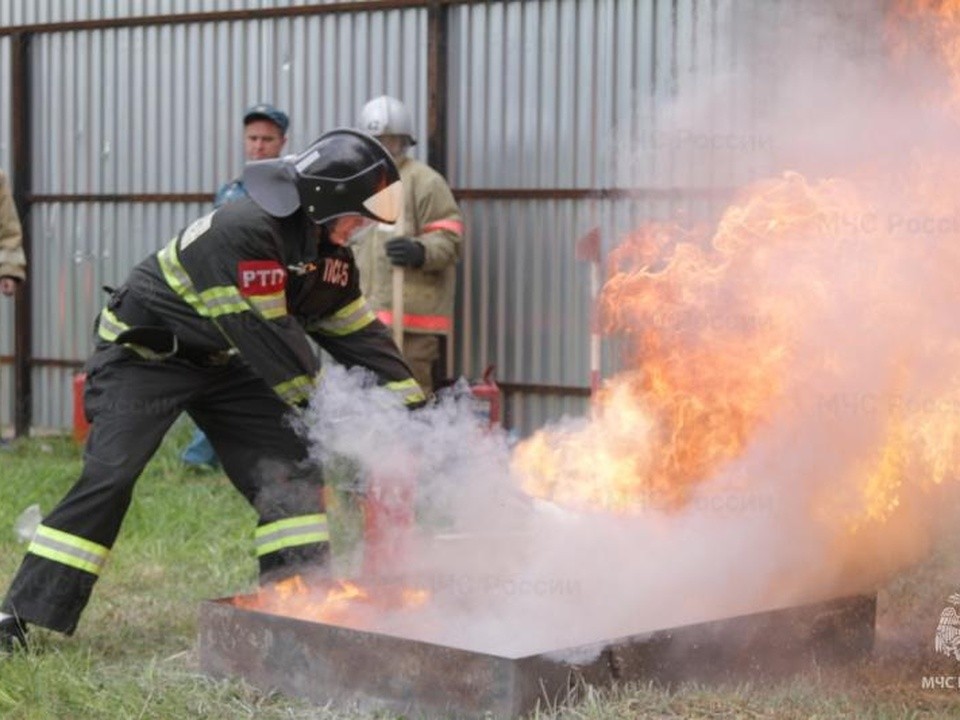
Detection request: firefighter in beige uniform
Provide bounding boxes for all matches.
[0,170,26,447]
[0,170,26,295]
[352,95,463,395]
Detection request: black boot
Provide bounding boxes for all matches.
[0,616,28,654]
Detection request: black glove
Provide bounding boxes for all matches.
[385,237,426,268]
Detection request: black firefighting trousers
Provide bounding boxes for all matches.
[0,342,326,635]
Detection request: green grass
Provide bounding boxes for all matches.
[1,429,960,718]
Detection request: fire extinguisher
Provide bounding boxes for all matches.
[471,365,502,429]
[72,372,90,445]
[359,466,416,579]
[360,367,503,578]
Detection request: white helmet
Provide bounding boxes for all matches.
[358,95,417,145]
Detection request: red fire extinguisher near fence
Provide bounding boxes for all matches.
[470,365,502,429]
[72,372,90,445]
[359,365,504,577]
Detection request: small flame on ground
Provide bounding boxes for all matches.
[234,575,430,625]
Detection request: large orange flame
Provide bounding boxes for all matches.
[515,173,867,514]
[515,3,960,533]
[891,0,960,113]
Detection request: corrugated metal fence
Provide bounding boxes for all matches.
[0,0,784,438]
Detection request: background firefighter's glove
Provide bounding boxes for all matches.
[385,237,426,268]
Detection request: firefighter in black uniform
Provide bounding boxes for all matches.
[0,129,423,652]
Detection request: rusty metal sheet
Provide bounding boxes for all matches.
[198,593,875,719]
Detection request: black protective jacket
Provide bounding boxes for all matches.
[97,198,423,407]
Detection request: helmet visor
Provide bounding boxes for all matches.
[242,157,300,217]
[363,179,403,224]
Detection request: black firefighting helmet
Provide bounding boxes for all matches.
[242,128,402,225]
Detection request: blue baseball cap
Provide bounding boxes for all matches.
[243,103,289,134]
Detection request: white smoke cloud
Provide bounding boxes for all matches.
[291,1,960,659]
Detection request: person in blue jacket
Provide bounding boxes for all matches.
[182,103,290,470]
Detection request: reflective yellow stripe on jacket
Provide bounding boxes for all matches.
[197,285,247,317]
[273,374,314,406]
[312,297,376,336]
[385,378,426,406]
[255,514,329,557]
[96,307,172,360]
[96,307,129,342]
[246,291,287,320]
[27,525,109,576]
[157,236,209,317]
[157,237,288,322]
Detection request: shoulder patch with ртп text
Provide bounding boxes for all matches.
[238,260,287,296]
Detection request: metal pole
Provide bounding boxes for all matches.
[576,227,602,396]
[11,32,33,438]
[427,0,454,379]
[426,1,449,177]
[391,266,404,347]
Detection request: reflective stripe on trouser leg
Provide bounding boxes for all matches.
[255,514,329,557]
[252,463,329,581]
[27,525,109,575]
[1,345,191,634]
[256,514,330,581]
[0,528,110,636]
[254,504,330,582]
[182,364,330,582]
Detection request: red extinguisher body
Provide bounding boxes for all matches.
[73,372,91,445]
[471,365,502,429]
[359,470,416,579]
[360,366,502,578]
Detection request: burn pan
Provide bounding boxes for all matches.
[198,592,876,719]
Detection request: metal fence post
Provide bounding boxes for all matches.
[11,31,33,438]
